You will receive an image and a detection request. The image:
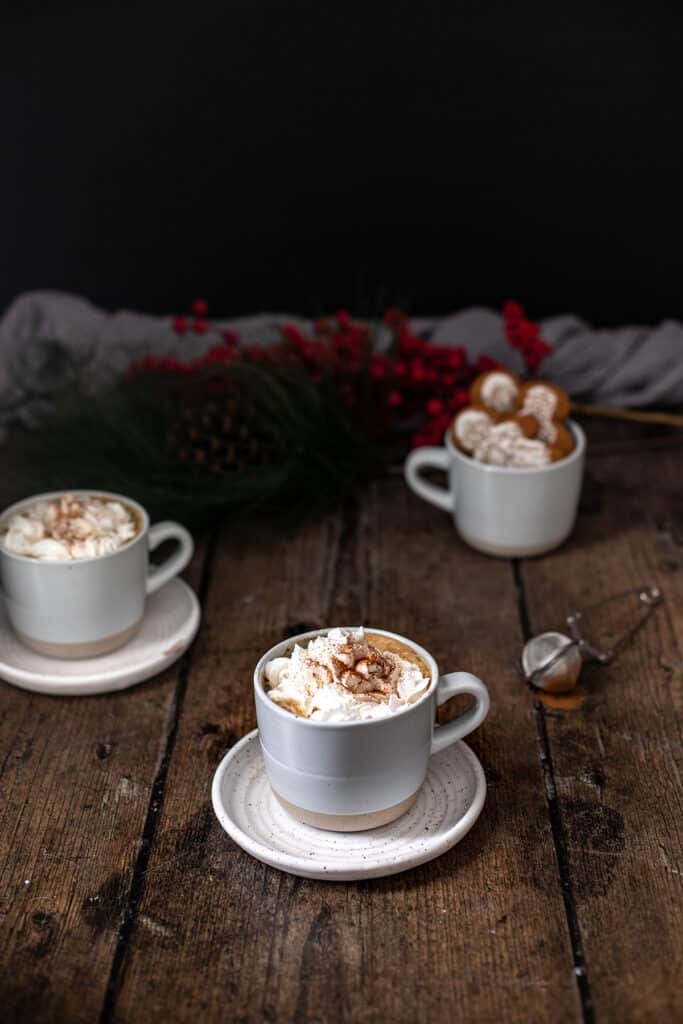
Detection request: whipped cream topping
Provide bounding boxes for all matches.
[2,494,139,560]
[505,437,552,467]
[535,418,558,444]
[474,422,551,467]
[453,408,494,452]
[479,372,519,413]
[264,628,430,722]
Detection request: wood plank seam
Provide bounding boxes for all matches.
[97,527,220,1024]
[100,483,586,1023]
[512,561,595,1024]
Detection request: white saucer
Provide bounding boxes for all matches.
[0,578,200,696]
[211,729,487,881]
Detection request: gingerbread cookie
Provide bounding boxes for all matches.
[498,412,539,439]
[519,381,570,423]
[470,370,521,414]
[548,442,568,463]
[536,419,574,455]
[451,405,496,454]
[449,374,573,468]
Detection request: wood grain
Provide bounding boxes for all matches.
[2,420,681,1023]
[0,547,208,1024]
[111,487,579,1024]
[520,443,683,1023]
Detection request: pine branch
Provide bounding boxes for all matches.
[0,363,387,528]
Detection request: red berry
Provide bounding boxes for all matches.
[195,344,235,366]
[502,300,552,373]
[503,300,523,321]
[388,390,403,407]
[193,318,207,334]
[161,356,186,372]
[427,398,444,416]
[282,323,308,347]
[399,331,425,356]
[518,321,539,344]
[172,315,188,334]
[192,298,208,316]
[336,309,352,329]
[384,307,405,327]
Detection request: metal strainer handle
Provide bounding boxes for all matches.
[566,585,662,664]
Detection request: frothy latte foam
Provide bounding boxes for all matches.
[264,628,430,722]
[2,493,139,560]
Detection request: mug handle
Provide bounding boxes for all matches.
[431,672,490,754]
[146,521,195,595]
[404,447,453,513]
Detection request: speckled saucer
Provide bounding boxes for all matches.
[211,729,487,881]
[0,578,200,696]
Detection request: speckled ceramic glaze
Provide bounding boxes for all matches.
[404,420,586,557]
[211,729,487,880]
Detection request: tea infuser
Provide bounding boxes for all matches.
[522,585,663,693]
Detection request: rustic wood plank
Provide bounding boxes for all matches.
[520,443,683,1023]
[112,486,580,1024]
[0,546,209,1024]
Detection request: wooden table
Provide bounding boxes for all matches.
[1,419,682,1024]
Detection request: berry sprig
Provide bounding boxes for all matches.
[502,300,552,374]
[410,301,552,446]
[129,300,552,451]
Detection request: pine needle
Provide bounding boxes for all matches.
[0,364,386,528]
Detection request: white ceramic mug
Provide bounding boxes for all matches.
[404,420,586,558]
[0,490,194,657]
[254,626,490,832]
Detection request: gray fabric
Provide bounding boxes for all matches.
[423,308,683,405]
[1,291,682,439]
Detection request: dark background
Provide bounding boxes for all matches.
[2,4,681,324]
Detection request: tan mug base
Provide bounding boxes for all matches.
[15,621,141,659]
[273,787,420,832]
[457,527,571,559]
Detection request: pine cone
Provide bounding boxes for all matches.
[166,398,275,474]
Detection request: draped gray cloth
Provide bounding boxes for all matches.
[1,291,682,439]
